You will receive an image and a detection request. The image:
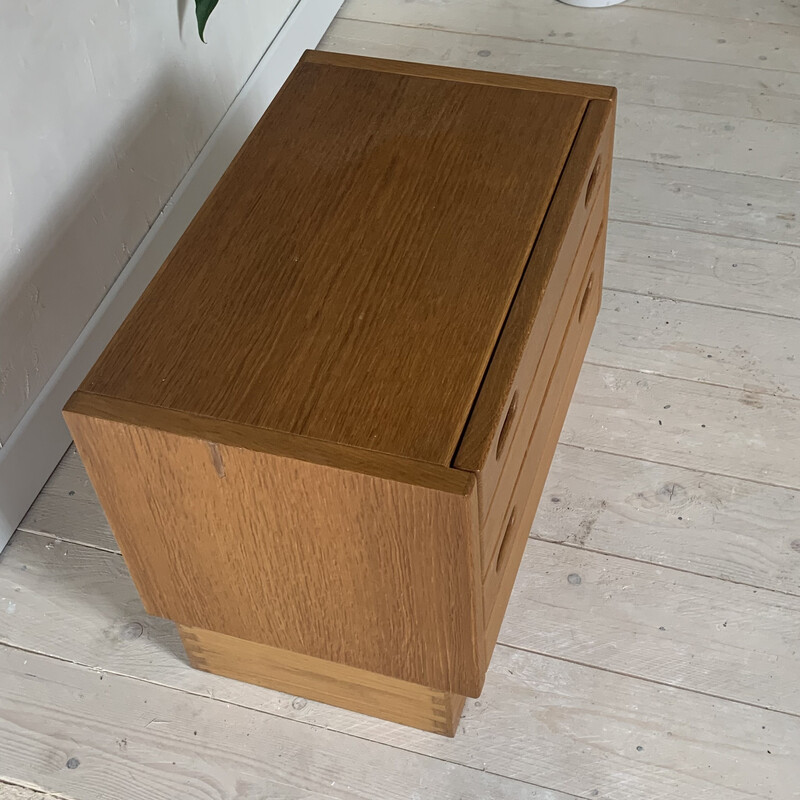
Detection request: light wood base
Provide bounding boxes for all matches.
[178,625,466,736]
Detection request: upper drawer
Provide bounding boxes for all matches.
[453,99,615,520]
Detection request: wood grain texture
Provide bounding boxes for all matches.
[1,526,795,725]
[626,0,800,25]
[79,56,587,465]
[317,29,800,184]
[614,103,800,182]
[320,33,800,248]
[455,98,615,516]
[179,624,466,736]
[12,0,800,792]
[23,436,800,598]
[303,48,616,99]
[63,412,485,695]
[0,784,59,800]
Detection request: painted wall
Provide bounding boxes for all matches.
[0,0,298,444]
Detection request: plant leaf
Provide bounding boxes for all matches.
[196,0,220,42]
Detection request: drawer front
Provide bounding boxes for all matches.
[482,223,605,658]
[478,196,606,572]
[453,99,615,526]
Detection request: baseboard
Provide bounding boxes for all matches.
[0,0,343,551]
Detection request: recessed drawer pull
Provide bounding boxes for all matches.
[579,274,595,324]
[585,154,603,209]
[495,506,518,573]
[495,391,519,460]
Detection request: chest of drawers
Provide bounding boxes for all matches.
[65,51,616,737]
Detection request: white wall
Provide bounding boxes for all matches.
[0,0,298,444]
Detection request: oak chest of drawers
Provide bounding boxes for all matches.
[65,51,616,737]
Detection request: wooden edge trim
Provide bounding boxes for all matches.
[64,391,475,496]
[464,483,487,689]
[453,98,615,474]
[302,49,616,101]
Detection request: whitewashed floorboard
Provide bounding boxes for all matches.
[1,536,798,800]
[627,0,800,26]
[500,539,800,713]
[539,445,800,595]
[340,0,800,73]
[0,646,569,800]
[615,104,800,181]
[19,458,113,554]
[611,160,800,247]
[562,364,800,489]
[589,291,800,399]
[322,19,800,124]
[0,785,64,800]
[604,221,800,319]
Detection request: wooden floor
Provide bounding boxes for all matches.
[2,1,800,797]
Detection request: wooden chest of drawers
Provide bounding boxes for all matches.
[64,51,616,737]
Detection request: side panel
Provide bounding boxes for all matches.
[64,411,485,695]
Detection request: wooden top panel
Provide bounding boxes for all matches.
[81,56,586,464]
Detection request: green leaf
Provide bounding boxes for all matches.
[195,0,220,42]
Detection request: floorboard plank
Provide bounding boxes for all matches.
[0,783,65,800]
[20,401,800,596]
[589,290,800,399]
[499,538,800,713]
[538,444,800,595]
[0,646,568,800]
[626,0,800,27]
[611,160,800,248]
[339,0,800,73]
[0,539,797,799]
[615,104,800,181]
[561,363,800,489]
[604,221,800,319]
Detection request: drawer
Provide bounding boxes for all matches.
[482,221,606,657]
[479,191,607,573]
[453,100,615,528]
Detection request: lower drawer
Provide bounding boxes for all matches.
[481,222,605,658]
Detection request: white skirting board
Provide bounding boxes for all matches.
[0,0,343,551]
